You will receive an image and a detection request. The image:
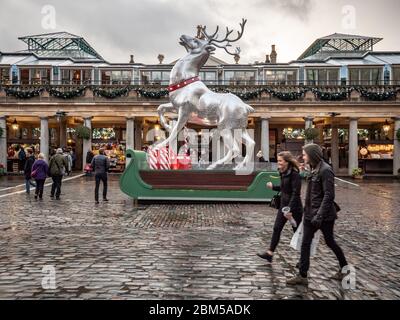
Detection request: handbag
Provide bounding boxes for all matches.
[84,164,92,172]
[290,221,321,257]
[31,169,38,179]
[269,192,281,209]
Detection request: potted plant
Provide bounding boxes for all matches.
[304,127,319,142]
[0,163,4,176]
[352,168,363,180]
[0,126,3,138]
[396,128,400,141]
[74,125,91,140]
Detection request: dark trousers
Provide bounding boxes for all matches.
[51,175,63,198]
[299,219,348,277]
[269,210,302,252]
[25,178,36,193]
[35,179,45,198]
[95,173,108,201]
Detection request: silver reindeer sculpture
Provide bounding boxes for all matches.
[156,18,255,170]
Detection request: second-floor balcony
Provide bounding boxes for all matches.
[0,82,399,104]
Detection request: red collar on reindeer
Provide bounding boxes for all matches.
[168,76,200,93]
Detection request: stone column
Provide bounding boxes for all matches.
[126,117,135,165]
[318,126,324,144]
[348,118,359,176]
[331,126,339,174]
[304,116,314,145]
[253,119,261,162]
[134,119,143,151]
[40,117,49,162]
[59,118,67,149]
[82,117,92,171]
[261,117,270,162]
[0,116,7,173]
[393,117,400,176]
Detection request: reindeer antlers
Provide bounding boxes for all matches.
[201,18,247,56]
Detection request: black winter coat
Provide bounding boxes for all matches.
[273,167,303,215]
[24,155,35,179]
[304,161,338,222]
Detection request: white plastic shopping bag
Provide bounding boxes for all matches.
[290,221,321,257]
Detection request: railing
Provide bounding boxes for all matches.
[2,79,400,86]
[0,82,399,103]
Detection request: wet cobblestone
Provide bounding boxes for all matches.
[0,175,399,299]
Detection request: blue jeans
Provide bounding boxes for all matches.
[25,178,36,193]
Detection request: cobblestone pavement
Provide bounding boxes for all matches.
[0,174,399,300]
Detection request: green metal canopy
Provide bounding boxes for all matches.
[18,31,104,61]
[299,33,383,60]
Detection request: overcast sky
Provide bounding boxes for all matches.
[1,0,399,64]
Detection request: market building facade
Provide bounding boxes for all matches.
[1,31,400,176]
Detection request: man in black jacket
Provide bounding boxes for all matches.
[24,149,36,194]
[91,149,110,204]
[287,144,348,286]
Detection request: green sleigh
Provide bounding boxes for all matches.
[119,150,280,202]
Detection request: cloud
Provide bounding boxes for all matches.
[0,0,398,64]
[272,0,314,21]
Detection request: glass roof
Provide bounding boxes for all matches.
[18,32,104,61]
[299,33,383,60]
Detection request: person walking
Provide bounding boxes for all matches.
[257,151,303,263]
[287,144,348,286]
[91,148,110,204]
[31,153,49,200]
[23,149,37,194]
[18,145,26,173]
[63,148,73,176]
[85,150,95,176]
[49,148,68,200]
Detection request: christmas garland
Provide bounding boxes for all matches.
[93,87,130,99]
[49,87,86,99]
[266,88,307,101]
[311,88,351,101]
[4,87,45,99]
[136,88,169,99]
[210,87,263,101]
[210,87,306,101]
[356,88,397,101]
[74,125,91,140]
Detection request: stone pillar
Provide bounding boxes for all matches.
[82,117,92,171]
[331,126,339,174]
[59,118,67,149]
[0,116,7,173]
[126,117,135,165]
[254,119,261,162]
[134,119,143,151]
[304,116,314,145]
[40,117,49,162]
[261,117,270,162]
[393,117,400,176]
[318,126,324,144]
[348,118,359,176]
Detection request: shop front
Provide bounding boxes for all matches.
[359,142,394,174]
